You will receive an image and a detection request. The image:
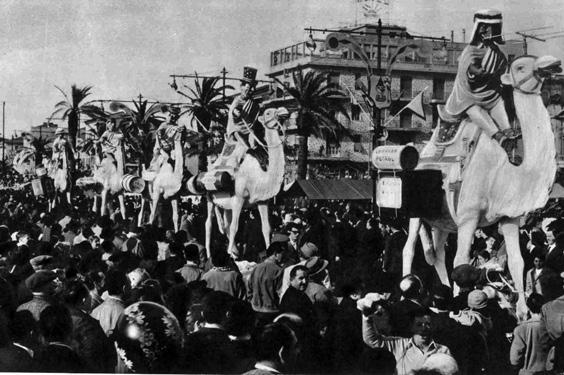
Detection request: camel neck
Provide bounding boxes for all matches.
[514,91,553,169]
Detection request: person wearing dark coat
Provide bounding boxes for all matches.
[34,304,84,373]
[62,280,116,372]
[280,265,315,328]
[388,275,426,337]
[333,280,365,373]
[545,232,564,275]
[0,310,37,372]
[182,291,237,373]
[382,220,407,289]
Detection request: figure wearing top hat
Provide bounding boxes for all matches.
[227,66,261,149]
[445,9,518,161]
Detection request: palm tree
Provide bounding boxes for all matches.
[278,68,349,179]
[51,85,105,148]
[108,99,163,168]
[179,75,233,132]
[176,75,233,171]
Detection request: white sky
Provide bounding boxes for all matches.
[1,0,563,134]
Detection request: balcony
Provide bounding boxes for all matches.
[269,39,461,75]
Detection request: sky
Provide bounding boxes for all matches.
[1,0,563,135]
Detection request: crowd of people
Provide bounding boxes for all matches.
[0,187,562,374]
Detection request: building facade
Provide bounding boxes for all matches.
[266,23,524,182]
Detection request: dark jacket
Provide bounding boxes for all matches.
[68,306,117,372]
[248,258,283,313]
[34,343,84,373]
[280,286,315,327]
[182,327,236,373]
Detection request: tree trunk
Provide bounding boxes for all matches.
[296,134,308,179]
[69,112,78,149]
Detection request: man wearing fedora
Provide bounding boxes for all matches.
[304,256,335,306]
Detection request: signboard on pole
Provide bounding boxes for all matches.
[370,76,391,109]
[376,177,402,209]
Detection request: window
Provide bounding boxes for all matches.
[433,78,445,101]
[328,72,340,86]
[400,76,412,97]
[351,104,361,121]
[400,111,412,128]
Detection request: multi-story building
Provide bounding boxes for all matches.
[266,22,523,182]
[30,122,58,142]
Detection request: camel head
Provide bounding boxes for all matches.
[260,107,289,130]
[501,55,562,94]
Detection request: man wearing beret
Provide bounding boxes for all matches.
[16,270,58,321]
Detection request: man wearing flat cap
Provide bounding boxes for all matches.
[29,255,53,272]
[17,270,58,321]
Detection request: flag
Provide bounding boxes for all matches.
[405,90,426,120]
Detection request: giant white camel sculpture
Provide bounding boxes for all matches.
[402,55,562,318]
[205,107,288,258]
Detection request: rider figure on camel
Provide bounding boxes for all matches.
[225,66,268,169]
[445,9,519,161]
[149,106,182,171]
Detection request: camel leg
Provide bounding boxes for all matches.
[431,227,450,287]
[171,199,179,233]
[257,203,271,250]
[149,189,160,225]
[419,223,435,266]
[118,194,126,221]
[93,196,98,214]
[499,217,527,320]
[100,190,108,217]
[227,197,244,258]
[138,198,145,227]
[216,206,226,235]
[205,200,215,259]
[453,217,479,267]
[402,218,421,276]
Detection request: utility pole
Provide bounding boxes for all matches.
[516,31,546,54]
[371,19,383,213]
[2,102,5,167]
[221,67,228,101]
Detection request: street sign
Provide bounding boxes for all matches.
[370,76,391,109]
[376,177,402,208]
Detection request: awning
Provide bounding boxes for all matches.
[280,179,373,200]
[550,182,564,199]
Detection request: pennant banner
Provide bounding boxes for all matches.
[405,90,426,120]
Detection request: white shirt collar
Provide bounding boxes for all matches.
[13,342,34,357]
[254,363,281,373]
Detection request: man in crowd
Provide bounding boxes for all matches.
[511,293,551,375]
[280,265,315,327]
[248,242,285,326]
[17,270,58,321]
[90,269,128,336]
[360,297,451,375]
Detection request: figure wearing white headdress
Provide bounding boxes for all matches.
[445,9,518,162]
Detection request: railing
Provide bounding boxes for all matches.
[270,40,462,68]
